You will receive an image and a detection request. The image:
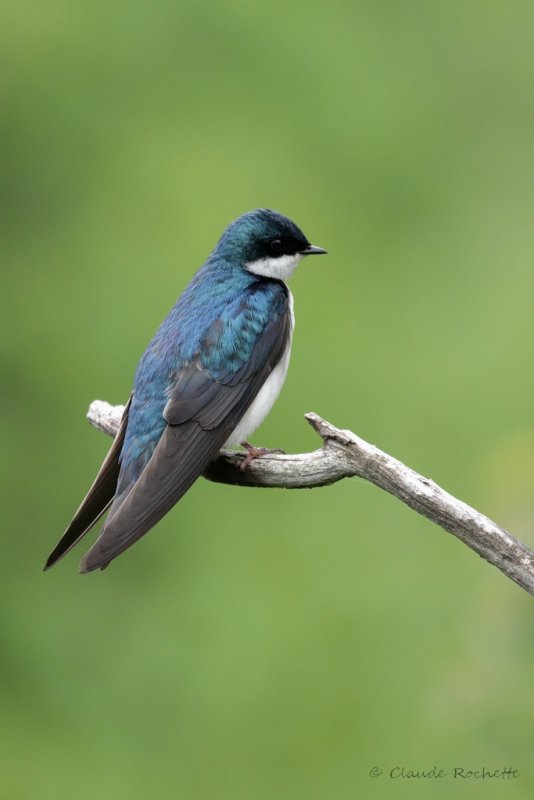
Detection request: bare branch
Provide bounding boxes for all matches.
[87,399,534,597]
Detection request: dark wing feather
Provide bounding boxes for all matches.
[44,397,132,570]
[79,308,290,573]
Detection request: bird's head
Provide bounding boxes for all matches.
[214,209,327,280]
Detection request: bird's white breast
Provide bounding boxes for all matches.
[225,292,294,447]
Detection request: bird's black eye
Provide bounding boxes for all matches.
[269,238,283,254]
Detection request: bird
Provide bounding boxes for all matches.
[45,209,327,573]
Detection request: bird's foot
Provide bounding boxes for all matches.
[239,441,285,471]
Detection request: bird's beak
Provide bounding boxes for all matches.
[301,244,327,256]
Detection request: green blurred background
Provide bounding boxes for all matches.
[2,1,534,798]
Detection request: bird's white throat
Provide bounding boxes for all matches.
[246,252,303,281]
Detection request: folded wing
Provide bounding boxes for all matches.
[79,305,291,572]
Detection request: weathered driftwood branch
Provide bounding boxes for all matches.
[87,399,534,597]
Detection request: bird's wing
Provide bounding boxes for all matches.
[44,397,132,570]
[79,306,291,573]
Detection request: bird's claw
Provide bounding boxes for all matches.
[239,441,286,471]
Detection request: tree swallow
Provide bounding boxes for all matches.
[45,209,327,573]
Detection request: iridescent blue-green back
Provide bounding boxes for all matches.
[119,257,288,485]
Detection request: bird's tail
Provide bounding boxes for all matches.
[43,398,132,570]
